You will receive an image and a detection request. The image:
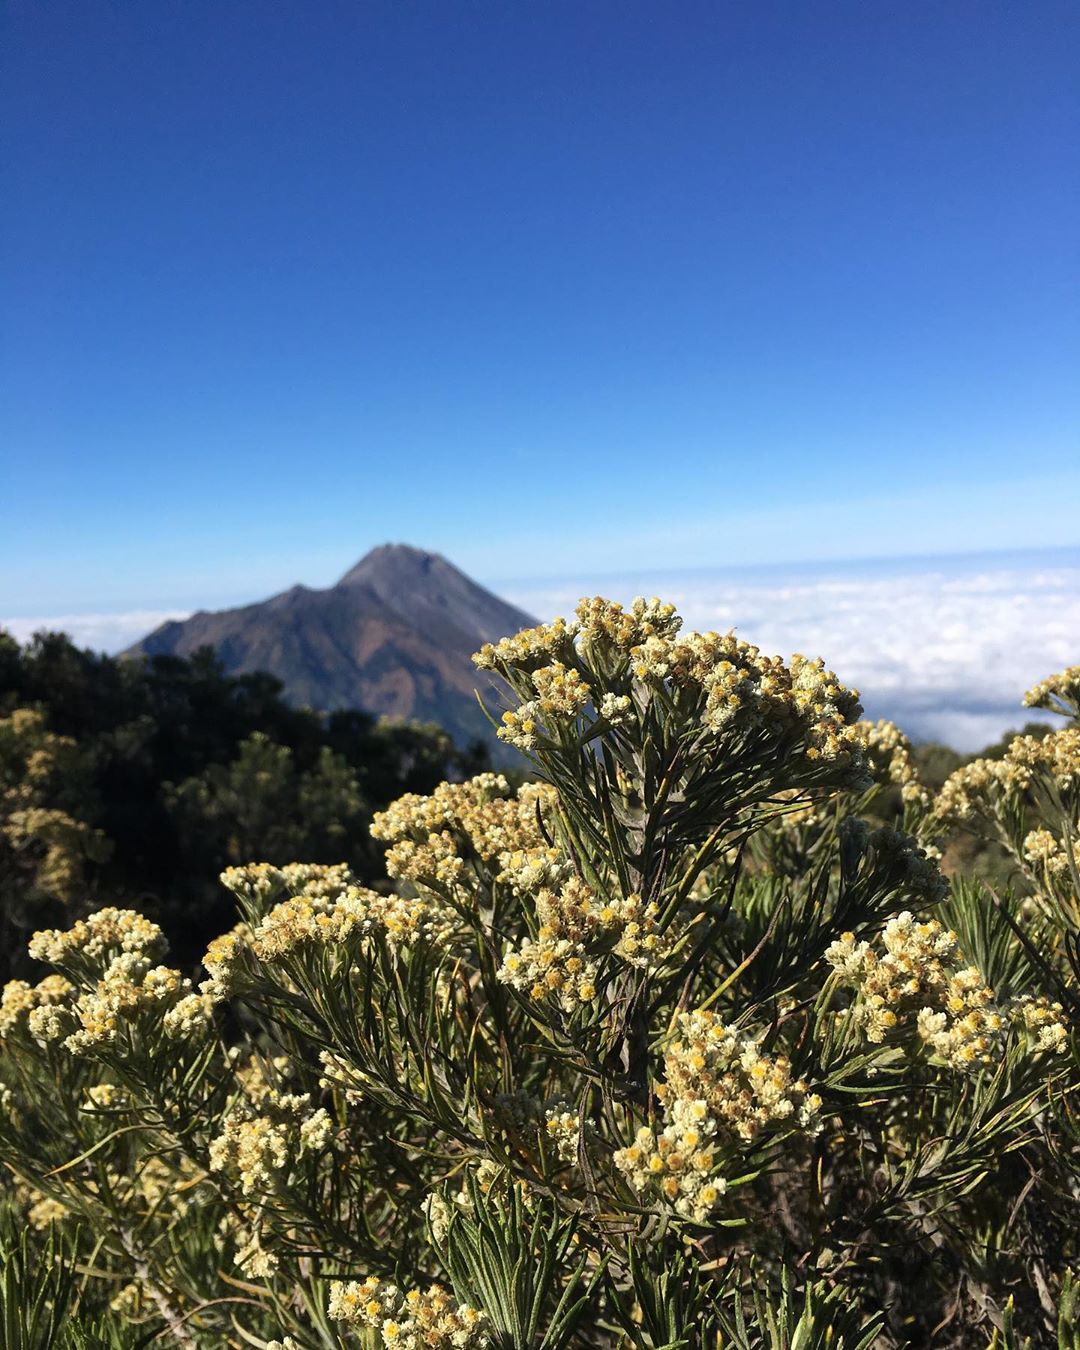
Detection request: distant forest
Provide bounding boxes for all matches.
[0,628,1047,985]
[0,630,489,981]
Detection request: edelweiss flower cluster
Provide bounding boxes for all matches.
[372,774,507,848]
[826,914,1003,1067]
[615,1010,819,1222]
[497,703,540,751]
[476,596,867,779]
[497,877,670,1010]
[496,844,574,897]
[497,660,594,749]
[328,1276,487,1348]
[1007,730,1080,797]
[828,913,1071,1067]
[220,862,354,912]
[16,922,208,1055]
[161,991,214,1038]
[531,660,591,716]
[85,1082,124,1108]
[221,1212,275,1274]
[599,691,634,725]
[543,1101,581,1165]
[1024,665,1080,720]
[914,983,1006,1069]
[857,719,932,810]
[934,758,1008,824]
[1013,994,1070,1055]
[0,974,73,1040]
[201,875,446,1000]
[937,729,1080,824]
[372,774,555,887]
[27,1193,69,1230]
[251,886,442,961]
[201,928,248,1001]
[381,831,466,887]
[1023,827,1074,880]
[208,1094,332,1196]
[28,907,165,974]
[59,960,192,1054]
[208,1114,289,1197]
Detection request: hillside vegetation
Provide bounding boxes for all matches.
[0,629,488,981]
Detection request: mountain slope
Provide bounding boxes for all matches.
[125,545,535,757]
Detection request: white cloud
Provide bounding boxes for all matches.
[6,553,1078,752]
[502,557,1080,751]
[0,611,190,653]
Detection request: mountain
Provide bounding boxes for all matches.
[124,545,535,758]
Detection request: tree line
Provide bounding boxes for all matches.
[0,630,490,980]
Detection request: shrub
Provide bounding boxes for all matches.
[0,601,1077,1347]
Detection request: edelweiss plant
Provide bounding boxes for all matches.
[1,599,1078,1348]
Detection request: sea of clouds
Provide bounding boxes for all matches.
[4,549,1078,753]
[0,610,192,655]
[502,550,1080,751]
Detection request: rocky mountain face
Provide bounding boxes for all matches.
[125,545,535,759]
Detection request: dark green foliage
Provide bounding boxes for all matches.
[0,1208,143,1348]
[442,1177,605,1350]
[0,630,488,978]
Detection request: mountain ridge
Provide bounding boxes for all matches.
[124,545,534,759]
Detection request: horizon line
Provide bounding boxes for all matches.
[494,540,1080,592]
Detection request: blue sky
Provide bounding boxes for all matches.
[2,0,1078,616]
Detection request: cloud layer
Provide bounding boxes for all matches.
[503,555,1080,750]
[0,611,191,655]
[4,553,1077,752]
